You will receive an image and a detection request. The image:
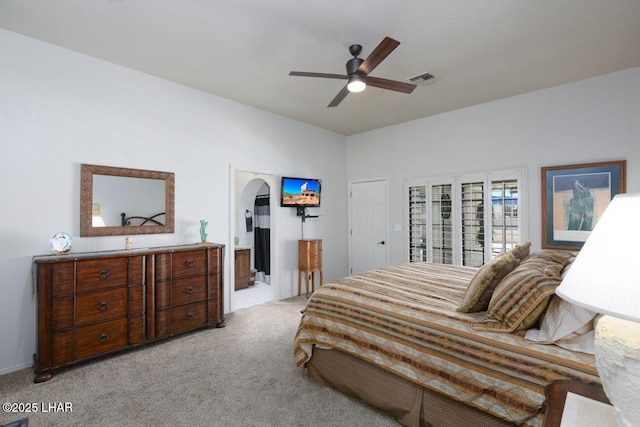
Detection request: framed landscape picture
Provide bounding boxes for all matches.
[541,160,626,250]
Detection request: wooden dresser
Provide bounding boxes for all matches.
[33,243,224,383]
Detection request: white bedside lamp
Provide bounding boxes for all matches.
[556,193,640,427]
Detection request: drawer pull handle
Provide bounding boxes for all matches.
[98,302,109,311]
[187,312,195,320]
[186,259,196,267]
[97,333,109,343]
[186,286,195,294]
[98,269,110,279]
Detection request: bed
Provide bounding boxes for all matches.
[293,245,600,426]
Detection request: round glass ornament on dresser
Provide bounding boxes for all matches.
[49,232,73,255]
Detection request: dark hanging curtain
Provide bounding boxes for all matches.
[254,195,270,277]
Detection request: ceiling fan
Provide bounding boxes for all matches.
[289,36,417,107]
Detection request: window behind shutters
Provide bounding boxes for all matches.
[431,184,454,264]
[408,185,427,262]
[405,169,525,266]
[460,180,485,267]
[491,179,519,257]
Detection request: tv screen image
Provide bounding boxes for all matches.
[281,177,321,207]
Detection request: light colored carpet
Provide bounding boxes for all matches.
[0,297,398,427]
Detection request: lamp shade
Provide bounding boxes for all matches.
[556,193,640,323]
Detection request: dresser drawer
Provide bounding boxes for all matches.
[76,287,127,327]
[76,258,128,292]
[75,318,128,360]
[172,250,208,278]
[154,250,208,282]
[172,301,207,335]
[172,275,207,307]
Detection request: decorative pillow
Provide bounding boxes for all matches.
[508,241,531,260]
[457,252,518,313]
[518,250,575,272]
[473,263,563,332]
[524,295,597,354]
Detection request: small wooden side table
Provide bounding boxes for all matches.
[542,379,612,427]
[298,239,322,297]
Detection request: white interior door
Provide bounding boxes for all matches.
[350,179,387,275]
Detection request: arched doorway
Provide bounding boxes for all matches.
[230,168,276,311]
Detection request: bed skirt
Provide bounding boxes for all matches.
[307,347,517,427]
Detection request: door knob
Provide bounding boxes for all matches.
[378,241,385,245]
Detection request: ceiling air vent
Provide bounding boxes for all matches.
[407,72,435,85]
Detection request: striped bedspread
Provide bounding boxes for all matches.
[294,262,599,426]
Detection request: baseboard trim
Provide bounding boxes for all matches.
[0,361,32,376]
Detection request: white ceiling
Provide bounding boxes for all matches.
[1,1,639,135]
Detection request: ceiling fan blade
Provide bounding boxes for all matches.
[365,76,416,94]
[357,36,400,75]
[289,71,348,80]
[328,85,350,107]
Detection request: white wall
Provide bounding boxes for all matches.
[0,29,348,374]
[347,67,640,267]
[2,27,638,376]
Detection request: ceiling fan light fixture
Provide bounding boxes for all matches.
[347,75,366,93]
[289,37,411,107]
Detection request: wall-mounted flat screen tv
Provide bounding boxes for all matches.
[280,176,321,207]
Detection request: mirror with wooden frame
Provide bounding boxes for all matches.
[80,164,175,236]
